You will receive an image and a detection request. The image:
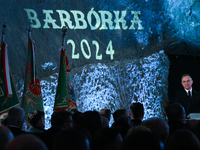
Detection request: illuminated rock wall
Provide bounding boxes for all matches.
[30,50,169,129]
[163,0,200,55]
[164,0,200,43]
[72,50,169,116]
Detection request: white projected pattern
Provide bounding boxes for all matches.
[73,50,169,124]
[17,50,169,129]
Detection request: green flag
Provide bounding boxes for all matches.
[22,37,43,121]
[54,47,77,111]
[0,41,20,114]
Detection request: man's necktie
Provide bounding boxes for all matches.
[188,91,192,99]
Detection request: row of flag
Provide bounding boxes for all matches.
[0,24,77,121]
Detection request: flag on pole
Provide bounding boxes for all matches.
[22,37,43,121]
[0,41,20,114]
[54,46,77,111]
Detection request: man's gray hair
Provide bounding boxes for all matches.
[8,106,25,124]
[181,74,192,81]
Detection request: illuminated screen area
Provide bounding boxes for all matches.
[33,50,169,129]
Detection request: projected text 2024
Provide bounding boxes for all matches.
[67,39,114,60]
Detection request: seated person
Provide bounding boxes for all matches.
[162,100,175,120]
[123,128,162,150]
[99,109,111,122]
[91,128,123,150]
[166,102,186,137]
[41,111,73,150]
[166,129,200,150]
[141,118,169,145]
[53,128,90,150]
[129,102,144,127]
[113,109,130,122]
[5,134,48,150]
[0,125,14,150]
[8,106,26,137]
[79,111,102,137]
[27,110,45,133]
[174,74,200,116]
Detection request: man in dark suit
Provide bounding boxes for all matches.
[8,106,26,137]
[165,103,186,138]
[129,102,144,127]
[40,111,73,150]
[174,74,200,116]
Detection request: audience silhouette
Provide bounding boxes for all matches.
[1,101,200,150]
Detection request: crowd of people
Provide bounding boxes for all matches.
[0,101,200,150]
[0,73,200,150]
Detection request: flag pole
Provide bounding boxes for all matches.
[1,23,6,43]
[27,20,32,39]
[62,26,67,46]
[27,20,36,84]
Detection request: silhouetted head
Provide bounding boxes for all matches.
[101,116,109,128]
[129,102,144,120]
[8,106,25,129]
[166,103,186,123]
[141,118,169,144]
[5,134,48,150]
[79,111,102,136]
[99,109,111,121]
[112,117,131,140]
[53,111,73,130]
[162,100,175,119]
[166,129,200,150]
[123,130,162,150]
[53,128,90,150]
[28,110,45,129]
[113,109,129,121]
[72,111,83,127]
[91,127,122,150]
[0,125,14,150]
